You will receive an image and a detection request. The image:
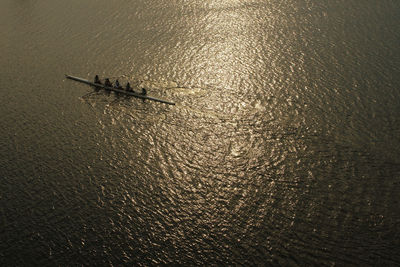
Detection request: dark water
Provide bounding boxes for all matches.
[1,0,400,265]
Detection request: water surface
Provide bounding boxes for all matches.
[1,0,400,265]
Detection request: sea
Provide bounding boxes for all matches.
[1,0,399,265]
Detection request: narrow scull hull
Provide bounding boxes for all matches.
[65,75,175,105]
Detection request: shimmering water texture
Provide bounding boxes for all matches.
[1,0,400,265]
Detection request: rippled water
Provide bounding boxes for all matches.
[1,0,400,265]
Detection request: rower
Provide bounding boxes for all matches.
[94,75,101,84]
[115,79,120,88]
[141,88,147,95]
[126,82,132,91]
[104,78,112,87]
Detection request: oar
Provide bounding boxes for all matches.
[81,91,96,98]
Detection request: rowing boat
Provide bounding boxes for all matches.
[65,75,175,105]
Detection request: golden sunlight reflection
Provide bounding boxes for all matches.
[3,0,398,264]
